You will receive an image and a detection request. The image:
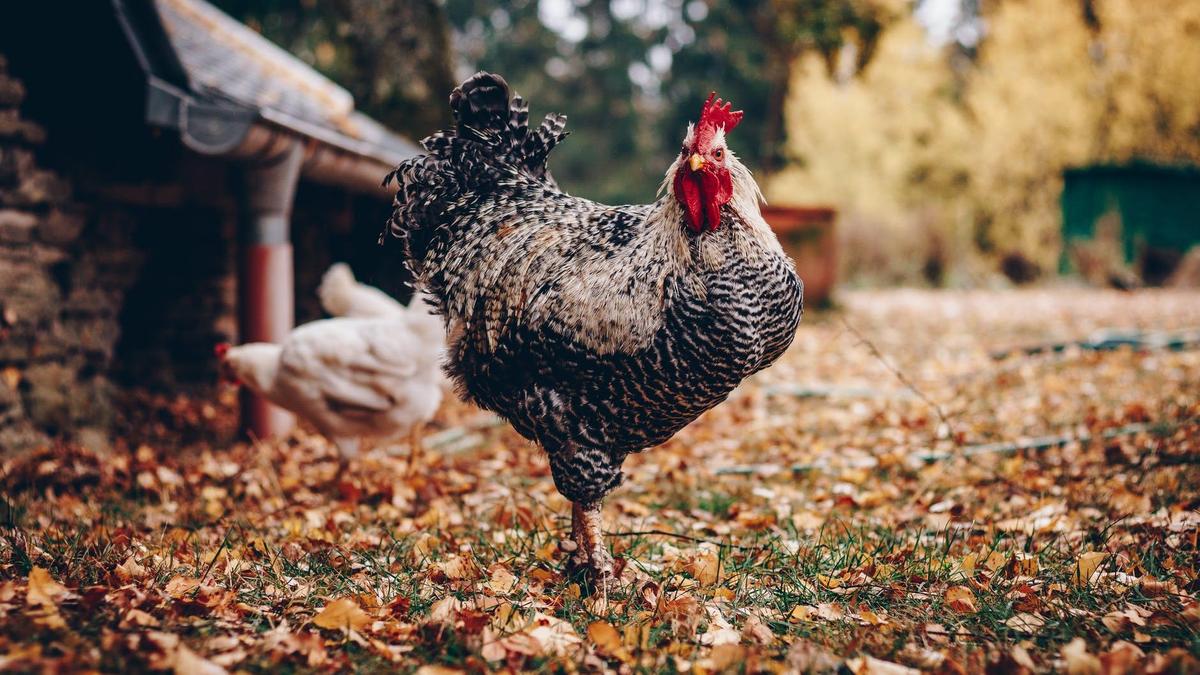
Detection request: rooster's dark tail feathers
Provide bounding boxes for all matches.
[383,72,566,292]
[442,71,567,184]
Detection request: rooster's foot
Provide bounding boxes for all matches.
[567,501,616,598]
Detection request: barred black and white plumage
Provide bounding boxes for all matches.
[384,71,802,585]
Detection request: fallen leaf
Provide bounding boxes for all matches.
[742,614,775,645]
[1062,637,1101,675]
[486,564,518,595]
[122,608,160,628]
[438,555,478,581]
[1074,552,1108,585]
[115,556,147,582]
[1011,553,1039,576]
[789,605,815,622]
[523,612,582,655]
[786,638,843,673]
[414,667,463,675]
[1004,613,1046,633]
[312,597,371,632]
[164,576,202,598]
[686,545,721,586]
[587,620,622,653]
[174,643,229,675]
[427,596,463,624]
[26,567,70,607]
[1100,641,1144,673]
[845,654,920,674]
[944,585,978,614]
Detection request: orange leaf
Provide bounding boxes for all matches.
[587,620,622,653]
[26,567,69,607]
[312,597,371,632]
[944,586,978,614]
[1073,552,1108,586]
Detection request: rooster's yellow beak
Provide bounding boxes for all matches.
[688,153,705,172]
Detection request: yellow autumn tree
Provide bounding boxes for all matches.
[769,16,977,284]
[770,0,1200,284]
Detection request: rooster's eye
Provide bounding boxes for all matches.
[713,148,724,160]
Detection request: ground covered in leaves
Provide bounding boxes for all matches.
[3,289,1200,673]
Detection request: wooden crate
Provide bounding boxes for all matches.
[762,205,837,307]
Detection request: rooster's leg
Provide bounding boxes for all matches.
[405,424,425,477]
[567,503,589,569]
[575,501,614,592]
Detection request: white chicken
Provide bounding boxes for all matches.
[218,264,445,477]
[317,262,406,319]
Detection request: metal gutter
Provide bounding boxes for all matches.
[145,77,395,194]
[118,0,406,194]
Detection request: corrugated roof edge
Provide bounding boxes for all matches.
[113,0,418,193]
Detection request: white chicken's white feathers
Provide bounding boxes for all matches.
[225,264,446,458]
[318,262,407,318]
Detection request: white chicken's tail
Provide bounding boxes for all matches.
[318,263,405,319]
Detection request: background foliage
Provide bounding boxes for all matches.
[771,0,1200,285]
[215,0,1200,283]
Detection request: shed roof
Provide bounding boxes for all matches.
[116,0,418,176]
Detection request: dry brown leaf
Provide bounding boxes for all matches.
[815,603,845,621]
[686,545,721,586]
[587,620,622,653]
[523,612,582,656]
[438,555,478,581]
[414,667,463,675]
[845,654,921,674]
[486,564,518,595]
[1004,613,1045,633]
[164,576,202,598]
[427,596,463,624]
[115,556,147,582]
[742,614,775,645]
[1011,553,1039,576]
[789,605,816,622]
[1074,552,1108,585]
[312,597,371,632]
[1,366,20,390]
[944,586,978,614]
[174,643,229,675]
[1100,641,1145,674]
[1062,637,1101,675]
[786,638,843,673]
[26,567,70,607]
[122,608,160,628]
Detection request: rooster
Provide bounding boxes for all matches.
[384,73,803,588]
[218,265,445,477]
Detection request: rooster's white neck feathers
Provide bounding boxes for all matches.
[654,143,779,258]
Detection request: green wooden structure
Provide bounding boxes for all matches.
[1060,163,1200,274]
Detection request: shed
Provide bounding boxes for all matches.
[0,0,417,450]
[1061,163,1200,283]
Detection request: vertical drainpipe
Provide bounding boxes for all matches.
[237,140,303,439]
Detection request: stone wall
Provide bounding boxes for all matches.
[0,55,240,453]
[0,53,396,454]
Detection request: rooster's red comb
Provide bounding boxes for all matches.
[214,342,231,359]
[697,92,743,135]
